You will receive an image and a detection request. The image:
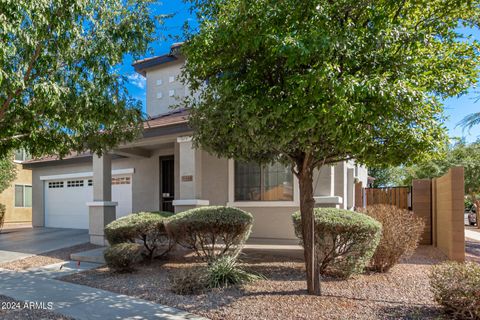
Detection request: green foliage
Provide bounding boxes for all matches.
[104,243,143,273]
[180,0,480,170]
[0,152,16,194]
[292,208,382,278]
[0,204,5,232]
[359,205,424,272]
[166,206,253,261]
[430,262,480,320]
[169,256,264,295]
[368,167,407,188]
[0,0,163,158]
[104,211,174,259]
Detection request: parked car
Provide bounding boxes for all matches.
[464,210,477,226]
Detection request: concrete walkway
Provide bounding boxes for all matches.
[0,267,207,320]
[466,228,480,242]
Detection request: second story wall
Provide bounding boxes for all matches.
[146,59,188,117]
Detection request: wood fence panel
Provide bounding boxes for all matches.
[365,187,410,209]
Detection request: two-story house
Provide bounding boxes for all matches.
[23,43,367,245]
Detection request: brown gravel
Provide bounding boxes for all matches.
[0,295,73,320]
[0,243,99,271]
[60,246,449,320]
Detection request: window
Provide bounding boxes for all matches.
[156,92,163,99]
[168,76,175,83]
[156,79,162,86]
[14,149,31,162]
[88,179,93,186]
[112,177,131,185]
[234,161,293,201]
[67,180,84,187]
[15,185,32,207]
[48,181,64,188]
[168,89,175,97]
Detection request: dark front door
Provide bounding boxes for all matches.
[160,157,175,212]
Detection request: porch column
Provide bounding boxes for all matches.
[173,136,209,212]
[313,165,342,207]
[346,167,355,210]
[87,153,117,245]
[334,162,348,209]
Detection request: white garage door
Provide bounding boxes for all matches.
[45,175,132,229]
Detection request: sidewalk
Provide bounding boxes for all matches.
[0,267,207,320]
[465,228,480,242]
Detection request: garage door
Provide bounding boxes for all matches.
[44,175,132,229]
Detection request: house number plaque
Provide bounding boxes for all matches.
[181,175,193,182]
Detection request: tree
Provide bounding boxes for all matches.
[0,153,16,194]
[181,0,480,295]
[368,167,406,187]
[0,0,162,158]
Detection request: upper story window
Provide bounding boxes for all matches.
[156,79,162,86]
[234,161,293,201]
[168,76,175,83]
[156,92,163,99]
[168,89,175,97]
[14,149,31,162]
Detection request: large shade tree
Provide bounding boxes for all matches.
[0,0,162,158]
[181,0,480,294]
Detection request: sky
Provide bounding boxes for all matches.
[123,1,480,143]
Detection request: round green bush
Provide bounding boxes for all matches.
[166,206,253,261]
[292,208,381,278]
[104,243,143,272]
[430,262,480,320]
[104,211,174,259]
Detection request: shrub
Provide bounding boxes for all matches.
[359,204,425,272]
[292,208,381,278]
[104,243,143,272]
[169,256,264,295]
[430,262,480,320]
[166,206,253,261]
[104,211,174,259]
[0,203,5,232]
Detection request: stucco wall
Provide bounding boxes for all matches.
[0,163,32,223]
[146,59,186,117]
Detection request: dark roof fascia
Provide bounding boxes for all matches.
[133,55,179,76]
[22,155,93,169]
[142,122,192,138]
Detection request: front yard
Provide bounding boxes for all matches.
[60,246,448,320]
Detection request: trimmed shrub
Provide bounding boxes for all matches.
[166,206,253,261]
[359,204,425,272]
[104,211,174,259]
[104,243,143,272]
[169,256,264,295]
[0,203,5,232]
[430,262,480,320]
[292,208,381,278]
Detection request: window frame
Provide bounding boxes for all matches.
[14,184,32,208]
[227,159,299,207]
[14,149,31,163]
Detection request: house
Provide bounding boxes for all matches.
[23,44,368,245]
[0,150,32,226]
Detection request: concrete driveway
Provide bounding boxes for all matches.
[0,228,89,263]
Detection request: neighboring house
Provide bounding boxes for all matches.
[0,150,32,225]
[23,44,368,245]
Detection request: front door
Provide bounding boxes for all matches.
[159,156,175,212]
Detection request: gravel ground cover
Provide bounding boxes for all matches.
[0,295,73,320]
[60,246,448,320]
[0,243,99,271]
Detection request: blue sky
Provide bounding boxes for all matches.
[123,1,480,142]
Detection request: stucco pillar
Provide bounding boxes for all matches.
[334,162,348,209]
[346,167,355,210]
[87,153,117,246]
[313,165,342,208]
[173,136,209,212]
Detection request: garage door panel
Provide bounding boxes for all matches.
[45,176,132,229]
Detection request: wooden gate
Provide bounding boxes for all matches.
[365,187,411,210]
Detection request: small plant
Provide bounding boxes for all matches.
[430,262,480,320]
[359,204,425,272]
[104,243,143,273]
[105,211,174,259]
[169,256,264,295]
[205,256,264,289]
[166,206,253,261]
[0,204,5,232]
[292,208,381,278]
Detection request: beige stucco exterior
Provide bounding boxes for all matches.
[0,162,32,223]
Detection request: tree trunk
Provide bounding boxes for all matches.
[475,199,480,229]
[297,164,321,295]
